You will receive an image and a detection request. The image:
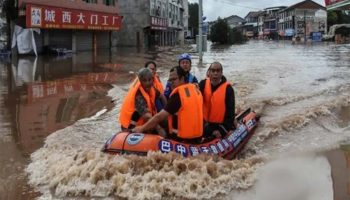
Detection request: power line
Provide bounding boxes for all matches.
[210,0,262,10]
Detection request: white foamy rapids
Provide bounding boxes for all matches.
[26,84,264,199]
[241,85,350,158]
[27,144,263,199]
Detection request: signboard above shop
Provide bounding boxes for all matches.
[26,4,122,31]
[150,16,167,30]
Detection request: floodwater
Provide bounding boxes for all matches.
[1,41,350,199]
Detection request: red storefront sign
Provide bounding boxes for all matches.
[325,0,345,6]
[26,4,122,31]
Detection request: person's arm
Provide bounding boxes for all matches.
[135,92,152,121]
[132,110,170,133]
[198,79,205,94]
[159,93,167,107]
[192,75,199,84]
[223,85,235,130]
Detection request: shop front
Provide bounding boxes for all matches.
[18,3,121,54]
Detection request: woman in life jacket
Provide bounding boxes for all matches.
[144,61,166,112]
[119,68,167,136]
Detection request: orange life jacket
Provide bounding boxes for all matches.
[203,79,231,123]
[168,84,203,139]
[119,80,156,129]
[153,74,164,93]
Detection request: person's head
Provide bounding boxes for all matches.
[168,66,186,90]
[208,62,223,86]
[178,53,192,72]
[144,61,157,76]
[137,68,153,93]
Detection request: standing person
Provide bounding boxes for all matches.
[164,53,199,98]
[199,62,235,138]
[119,68,165,135]
[144,61,167,111]
[132,66,203,143]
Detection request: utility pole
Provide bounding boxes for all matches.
[198,0,203,63]
[304,9,307,43]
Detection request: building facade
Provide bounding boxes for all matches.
[14,0,121,54]
[278,0,327,40]
[243,11,262,38]
[116,0,188,47]
[225,15,245,29]
[257,6,287,39]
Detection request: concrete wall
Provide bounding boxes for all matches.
[18,0,119,14]
[115,0,150,47]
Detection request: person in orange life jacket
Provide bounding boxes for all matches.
[119,68,166,136]
[164,53,199,99]
[144,61,167,112]
[132,66,203,143]
[199,62,235,139]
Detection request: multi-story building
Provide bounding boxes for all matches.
[117,0,188,47]
[14,0,121,54]
[243,11,263,38]
[278,0,327,40]
[257,6,287,39]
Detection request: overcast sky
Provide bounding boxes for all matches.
[188,0,325,21]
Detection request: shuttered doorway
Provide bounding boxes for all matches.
[48,30,72,49]
[76,31,93,52]
[96,31,110,49]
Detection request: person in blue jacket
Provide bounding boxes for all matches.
[164,53,199,98]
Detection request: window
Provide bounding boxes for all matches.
[103,0,115,6]
[82,0,97,3]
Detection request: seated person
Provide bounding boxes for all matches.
[119,68,165,135]
[199,62,235,139]
[164,53,199,99]
[132,66,203,143]
[144,61,166,111]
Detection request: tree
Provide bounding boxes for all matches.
[327,10,350,29]
[229,28,246,44]
[209,17,230,44]
[188,3,198,38]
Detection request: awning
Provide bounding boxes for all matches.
[325,0,350,10]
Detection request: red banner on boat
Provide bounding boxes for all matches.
[26,4,122,31]
[325,0,345,6]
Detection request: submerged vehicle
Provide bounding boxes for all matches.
[102,108,258,159]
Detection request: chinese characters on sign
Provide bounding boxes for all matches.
[26,4,122,31]
[150,16,167,30]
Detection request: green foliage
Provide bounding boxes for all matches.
[209,17,229,44]
[188,3,198,37]
[209,18,246,44]
[229,28,247,44]
[327,11,350,28]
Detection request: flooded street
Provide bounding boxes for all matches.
[1,41,350,199]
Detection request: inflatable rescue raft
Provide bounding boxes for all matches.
[102,108,258,159]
